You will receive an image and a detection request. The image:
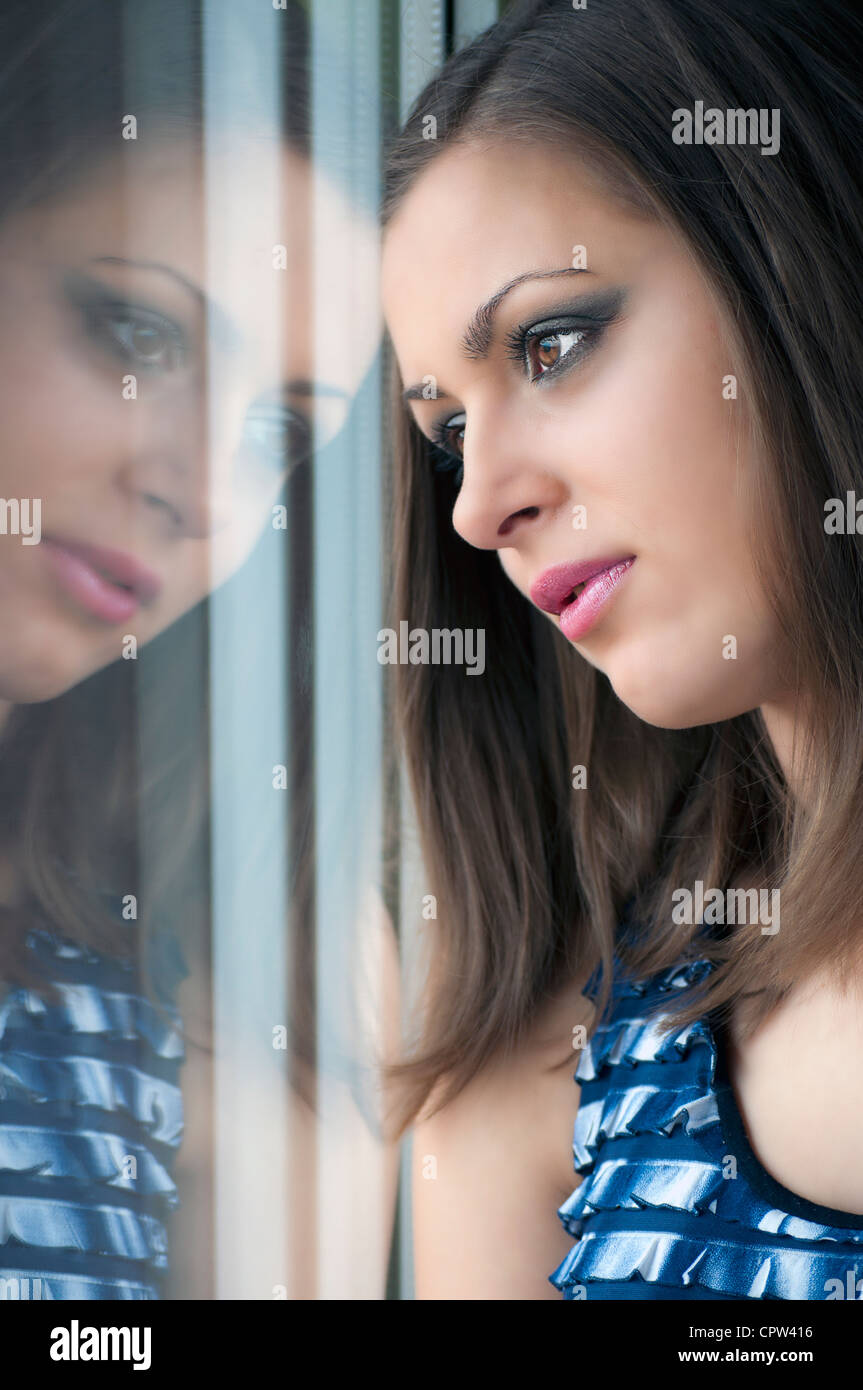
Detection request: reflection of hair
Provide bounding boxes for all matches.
[0,0,316,1083]
[381,0,863,1136]
[0,0,311,219]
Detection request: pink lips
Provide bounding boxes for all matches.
[42,536,163,623]
[530,555,636,643]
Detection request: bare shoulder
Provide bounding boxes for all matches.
[411,964,597,1300]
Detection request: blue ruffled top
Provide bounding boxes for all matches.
[549,950,863,1300]
[0,916,187,1300]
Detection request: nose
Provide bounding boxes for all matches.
[121,371,248,540]
[451,399,569,551]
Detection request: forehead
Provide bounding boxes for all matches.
[3,136,380,394]
[381,139,648,356]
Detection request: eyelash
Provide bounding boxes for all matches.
[84,300,188,372]
[428,312,614,487]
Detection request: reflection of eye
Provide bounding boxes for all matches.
[242,402,313,472]
[84,302,187,372]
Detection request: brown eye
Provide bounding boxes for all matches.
[536,334,561,370]
[528,329,585,378]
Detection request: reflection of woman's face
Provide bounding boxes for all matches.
[0,137,379,704]
[382,140,791,731]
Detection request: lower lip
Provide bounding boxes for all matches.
[42,540,142,623]
[558,557,636,643]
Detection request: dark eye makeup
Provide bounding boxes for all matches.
[87,302,187,371]
[425,287,626,490]
[64,271,189,372]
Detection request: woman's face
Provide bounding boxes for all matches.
[382,140,790,730]
[0,136,378,704]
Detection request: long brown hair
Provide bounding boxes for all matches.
[381,0,863,1138]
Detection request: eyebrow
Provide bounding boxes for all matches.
[401,265,594,402]
[273,379,350,400]
[90,255,245,354]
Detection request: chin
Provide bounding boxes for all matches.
[602,652,753,731]
[0,651,104,706]
[0,677,82,706]
[619,699,717,731]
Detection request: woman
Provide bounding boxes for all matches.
[381,0,863,1299]
[0,0,381,1298]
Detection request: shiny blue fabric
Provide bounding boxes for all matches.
[0,919,187,1300]
[549,952,863,1300]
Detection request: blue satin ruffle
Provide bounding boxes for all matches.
[549,955,863,1300]
[0,924,186,1300]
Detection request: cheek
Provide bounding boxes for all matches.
[0,342,128,497]
[573,301,755,580]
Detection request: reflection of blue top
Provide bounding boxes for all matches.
[550,950,863,1300]
[0,919,187,1300]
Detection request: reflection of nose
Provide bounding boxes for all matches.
[123,379,243,540]
[452,399,568,551]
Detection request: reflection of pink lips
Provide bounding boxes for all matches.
[530,556,636,643]
[42,537,162,623]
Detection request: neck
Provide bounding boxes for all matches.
[758,691,815,808]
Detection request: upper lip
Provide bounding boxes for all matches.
[45,536,163,603]
[530,556,635,615]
